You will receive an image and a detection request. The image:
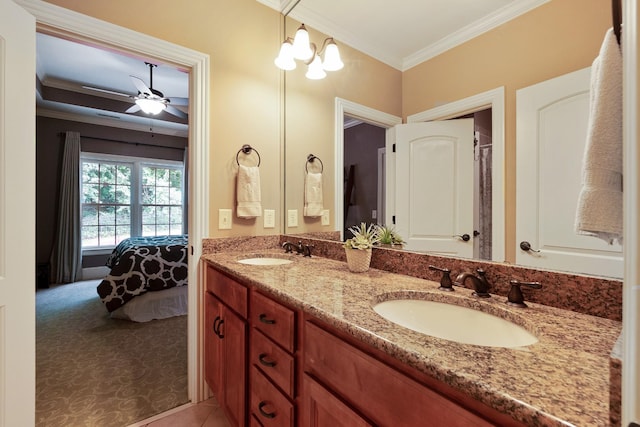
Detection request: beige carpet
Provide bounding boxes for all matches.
[36,280,188,426]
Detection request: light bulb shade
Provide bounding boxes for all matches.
[305,55,326,80]
[136,98,166,115]
[322,40,344,71]
[292,24,313,60]
[274,40,296,70]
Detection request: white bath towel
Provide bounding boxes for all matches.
[303,172,324,217]
[237,165,262,218]
[575,28,623,245]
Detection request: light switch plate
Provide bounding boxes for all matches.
[218,209,232,230]
[287,209,298,227]
[263,209,275,228]
[321,209,330,226]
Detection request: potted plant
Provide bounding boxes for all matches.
[343,222,380,272]
[375,225,404,247]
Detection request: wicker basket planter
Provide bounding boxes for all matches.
[345,248,372,273]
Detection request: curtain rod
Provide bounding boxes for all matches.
[57,132,185,151]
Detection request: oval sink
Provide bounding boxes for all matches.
[237,257,293,266]
[373,299,537,348]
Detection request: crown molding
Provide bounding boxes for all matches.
[279,0,550,71]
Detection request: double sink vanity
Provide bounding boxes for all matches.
[202,236,621,426]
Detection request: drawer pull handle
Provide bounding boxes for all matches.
[258,401,276,419]
[217,319,225,339]
[259,314,276,325]
[258,353,277,368]
[212,316,220,334]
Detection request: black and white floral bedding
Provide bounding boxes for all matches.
[97,235,188,312]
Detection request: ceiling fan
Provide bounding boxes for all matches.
[83,62,188,119]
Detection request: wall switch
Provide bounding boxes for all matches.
[218,209,232,230]
[321,209,330,226]
[287,209,298,227]
[263,209,275,228]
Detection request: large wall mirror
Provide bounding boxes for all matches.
[281,0,616,275]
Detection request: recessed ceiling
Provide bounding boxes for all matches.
[258,0,550,70]
[36,33,189,137]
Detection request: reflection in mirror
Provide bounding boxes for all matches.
[283,0,615,276]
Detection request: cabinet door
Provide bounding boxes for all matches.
[204,292,223,396]
[221,305,247,427]
[302,374,372,427]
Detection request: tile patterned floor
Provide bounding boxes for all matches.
[141,398,231,427]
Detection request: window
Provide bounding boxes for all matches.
[81,154,184,249]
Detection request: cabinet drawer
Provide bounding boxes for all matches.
[250,291,295,352]
[250,366,294,427]
[251,328,295,397]
[207,265,248,318]
[304,321,494,427]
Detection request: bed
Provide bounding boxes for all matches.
[97,235,189,322]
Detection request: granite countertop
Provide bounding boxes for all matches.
[202,250,621,427]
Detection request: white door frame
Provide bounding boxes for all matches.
[622,0,639,423]
[407,87,505,262]
[16,0,210,406]
[334,98,402,239]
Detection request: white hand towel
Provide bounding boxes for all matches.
[237,165,262,218]
[303,172,323,217]
[575,28,623,245]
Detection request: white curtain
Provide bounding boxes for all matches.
[50,131,82,284]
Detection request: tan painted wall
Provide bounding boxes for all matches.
[284,18,402,234]
[403,0,611,262]
[44,0,283,237]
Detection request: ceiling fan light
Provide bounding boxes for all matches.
[292,24,313,61]
[305,55,326,80]
[274,40,297,70]
[322,39,344,71]
[136,98,166,115]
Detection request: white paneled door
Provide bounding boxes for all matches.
[394,120,474,257]
[516,67,623,278]
[0,1,36,426]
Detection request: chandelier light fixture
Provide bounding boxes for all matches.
[274,23,344,80]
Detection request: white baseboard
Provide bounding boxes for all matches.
[82,266,109,280]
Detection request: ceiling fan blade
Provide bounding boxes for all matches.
[167,97,188,106]
[82,85,133,98]
[130,76,152,95]
[125,104,141,114]
[165,105,188,119]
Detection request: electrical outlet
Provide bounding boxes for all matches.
[372,209,377,220]
[218,209,232,230]
[287,209,298,227]
[321,209,330,226]
[263,209,275,228]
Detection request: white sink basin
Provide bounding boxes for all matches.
[373,299,537,348]
[237,257,293,266]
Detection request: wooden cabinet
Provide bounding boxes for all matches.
[249,290,297,426]
[205,266,248,427]
[301,374,372,427]
[304,320,518,427]
[204,262,522,427]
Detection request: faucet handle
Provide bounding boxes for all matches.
[303,244,314,257]
[428,265,454,291]
[282,241,294,253]
[507,280,542,308]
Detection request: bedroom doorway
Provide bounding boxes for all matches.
[27,1,210,424]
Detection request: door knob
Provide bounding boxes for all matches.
[454,233,471,242]
[520,241,541,253]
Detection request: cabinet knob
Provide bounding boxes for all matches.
[454,233,471,242]
[258,401,276,419]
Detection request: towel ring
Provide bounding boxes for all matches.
[305,154,323,173]
[236,144,261,167]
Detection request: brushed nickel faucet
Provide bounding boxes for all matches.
[454,269,491,298]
